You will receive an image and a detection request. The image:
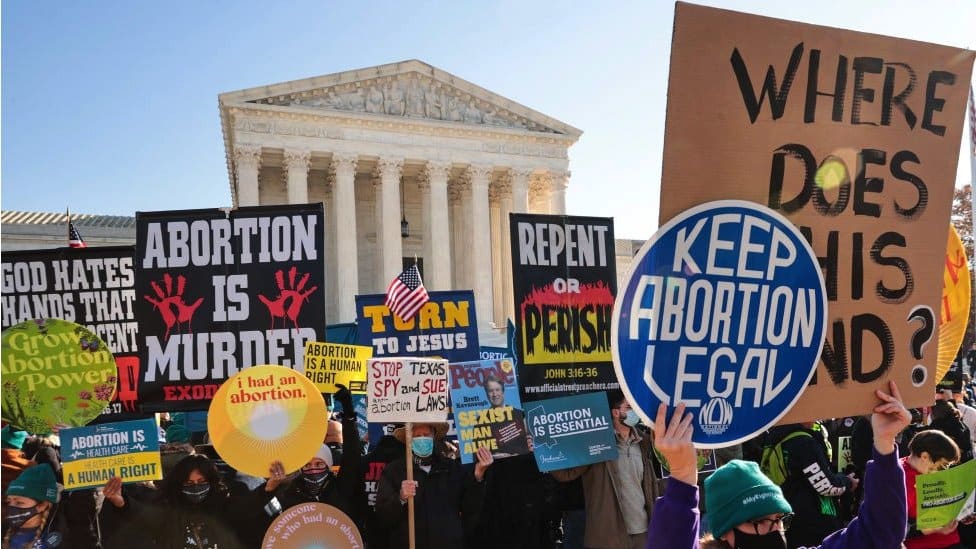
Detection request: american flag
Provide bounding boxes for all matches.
[68,218,87,248]
[385,264,429,322]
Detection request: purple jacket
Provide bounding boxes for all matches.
[646,448,906,548]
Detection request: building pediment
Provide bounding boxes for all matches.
[219,60,580,139]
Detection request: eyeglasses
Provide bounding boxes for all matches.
[746,513,793,535]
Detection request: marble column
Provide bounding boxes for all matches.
[529,173,552,214]
[331,153,359,322]
[549,170,569,215]
[489,185,504,325]
[449,183,466,289]
[283,149,311,204]
[420,161,452,290]
[234,144,262,207]
[499,168,530,324]
[376,157,404,286]
[465,164,494,327]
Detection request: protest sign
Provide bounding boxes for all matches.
[526,392,617,473]
[2,319,118,434]
[658,2,976,420]
[449,359,530,464]
[938,226,970,382]
[61,418,161,490]
[135,204,325,412]
[917,459,976,529]
[614,200,828,446]
[263,502,363,549]
[366,357,449,423]
[356,291,479,363]
[1,247,146,422]
[304,341,372,393]
[837,436,853,472]
[480,346,514,361]
[510,214,618,401]
[208,365,327,478]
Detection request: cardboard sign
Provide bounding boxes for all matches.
[449,359,531,464]
[61,418,162,490]
[366,357,449,423]
[304,342,372,393]
[263,502,364,549]
[355,290,479,363]
[917,459,976,529]
[658,2,976,420]
[510,214,618,400]
[614,201,827,446]
[208,365,327,478]
[1,247,147,423]
[1,319,118,434]
[135,205,326,412]
[526,392,618,473]
[938,226,970,382]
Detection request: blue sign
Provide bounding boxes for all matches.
[355,290,480,363]
[612,200,827,447]
[526,392,617,472]
[61,418,162,490]
[480,347,514,361]
[450,359,530,464]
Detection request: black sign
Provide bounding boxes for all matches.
[135,205,326,412]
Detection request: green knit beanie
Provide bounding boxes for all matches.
[165,424,190,443]
[6,464,58,503]
[704,459,792,537]
[1,426,28,449]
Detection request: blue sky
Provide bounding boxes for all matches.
[2,0,974,239]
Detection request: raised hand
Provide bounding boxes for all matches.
[653,402,696,486]
[102,476,125,508]
[474,446,494,482]
[265,460,288,493]
[871,380,912,455]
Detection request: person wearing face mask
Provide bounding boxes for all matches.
[143,454,244,549]
[2,464,63,549]
[375,422,494,548]
[648,380,911,549]
[550,390,661,549]
[901,430,968,549]
[242,384,366,546]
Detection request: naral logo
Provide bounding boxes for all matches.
[699,398,733,436]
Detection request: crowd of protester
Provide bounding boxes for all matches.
[3,372,975,548]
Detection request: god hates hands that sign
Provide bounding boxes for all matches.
[658,3,975,420]
[366,357,449,423]
[355,290,479,363]
[614,201,828,447]
[1,247,145,422]
[510,214,618,401]
[135,205,325,412]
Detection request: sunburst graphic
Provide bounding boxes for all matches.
[208,365,327,478]
[936,226,970,383]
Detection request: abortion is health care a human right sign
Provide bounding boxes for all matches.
[613,200,827,447]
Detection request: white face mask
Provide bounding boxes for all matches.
[621,409,640,427]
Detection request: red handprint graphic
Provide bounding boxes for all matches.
[258,266,319,329]
[143,273,205,340]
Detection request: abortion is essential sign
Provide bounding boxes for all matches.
[613,200,827,447]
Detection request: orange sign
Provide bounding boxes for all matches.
[262,503,364,549]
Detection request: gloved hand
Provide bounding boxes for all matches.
[334,384,354,416]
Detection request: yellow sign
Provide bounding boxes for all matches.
[60,418,162,491]
[303,342,372,393]
[208,365,327,478]
[937,225,971,383]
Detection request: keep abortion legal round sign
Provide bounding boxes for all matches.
[612,200,827,447]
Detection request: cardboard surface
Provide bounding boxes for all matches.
[659,2,975,420]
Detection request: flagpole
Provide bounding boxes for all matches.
[406,422,416,549]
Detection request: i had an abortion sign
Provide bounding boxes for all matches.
[613,201,827,446]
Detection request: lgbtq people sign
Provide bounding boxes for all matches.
[613,201,827,446]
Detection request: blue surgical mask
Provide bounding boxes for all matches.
[623,410,640,427]
[411,436,434,458]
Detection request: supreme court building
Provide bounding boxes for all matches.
[3,61,646,336]
[219,59,581,327]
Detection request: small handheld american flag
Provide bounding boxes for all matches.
[68,215,87,249]
[385,264,429,322]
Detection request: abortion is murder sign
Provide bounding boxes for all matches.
[657,2,975,420]
[135,204,325,412]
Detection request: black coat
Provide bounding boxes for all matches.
[375,452,485,549]
[469,454,557,549]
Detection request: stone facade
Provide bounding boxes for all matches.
[219,59,583,327]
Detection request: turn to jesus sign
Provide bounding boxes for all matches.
[614,201,827,446]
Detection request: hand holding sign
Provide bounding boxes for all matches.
[653,403,696,487]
